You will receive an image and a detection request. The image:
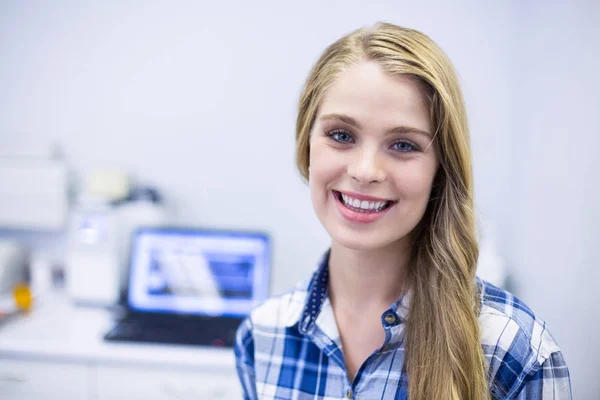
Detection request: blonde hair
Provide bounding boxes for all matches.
[296,23,490,399]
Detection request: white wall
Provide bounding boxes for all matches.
[510,2,600,397]
[0,0,515,293]
[0,0,596,397]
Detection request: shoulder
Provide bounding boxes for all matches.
[475,277,567,395]
[249,278,310,329]
[235,278,309,343]
[476,277,560,361]
[234,278,311,375]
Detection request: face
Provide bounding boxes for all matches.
[308,60,439,252]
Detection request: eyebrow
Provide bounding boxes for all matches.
[319,113,432,137]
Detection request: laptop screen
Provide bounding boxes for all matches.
[127,227,270,318]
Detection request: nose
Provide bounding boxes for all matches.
[347,148,386,184]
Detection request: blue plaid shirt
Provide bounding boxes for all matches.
[235,251,572,399]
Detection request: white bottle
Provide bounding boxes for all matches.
[65,197,120,306]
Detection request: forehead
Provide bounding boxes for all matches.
[318,61,431,133]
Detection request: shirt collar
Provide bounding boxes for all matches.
[299,249,330,333]
[298,249,412,335]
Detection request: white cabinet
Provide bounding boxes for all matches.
[0,360,241,400]
[0,359,90,400]
[0,295,240,400]
[95,366,241,400]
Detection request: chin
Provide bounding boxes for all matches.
[329,229,399,252]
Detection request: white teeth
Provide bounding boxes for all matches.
[338,191,391,212]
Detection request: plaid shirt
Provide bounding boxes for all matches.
[235,251,572,399]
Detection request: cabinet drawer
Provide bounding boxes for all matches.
[0,359,90,400]
[96,365,241,400]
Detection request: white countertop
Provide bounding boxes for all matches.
[0,292,236,371]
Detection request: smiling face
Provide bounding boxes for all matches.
[308,60,439,251]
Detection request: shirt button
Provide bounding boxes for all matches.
[346,389,353,399]
[384,313,397,325]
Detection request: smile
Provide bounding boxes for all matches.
[335,191,393,213]
[333,190,397,223]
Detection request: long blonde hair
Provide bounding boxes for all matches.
[295,23,490,400]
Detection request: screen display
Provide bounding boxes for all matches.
[127,228,270,317]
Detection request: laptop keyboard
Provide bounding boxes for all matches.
[104,318,240,347]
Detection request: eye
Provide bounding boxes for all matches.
[391,140,419,153]
[326,128,354,144]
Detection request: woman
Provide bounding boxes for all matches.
[235,22,571,399]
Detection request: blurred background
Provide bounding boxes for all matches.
[0,1,598,399]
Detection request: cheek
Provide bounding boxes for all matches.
[308,143,330,202]
[308,142,345,186]
[395,162,438,200]
[308,139,327,170]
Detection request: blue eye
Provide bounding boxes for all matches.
[326,129,354,144]
[391,140,418,152]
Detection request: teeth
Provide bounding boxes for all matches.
[338,191,391,212]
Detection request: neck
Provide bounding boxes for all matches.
[328,238,411,315]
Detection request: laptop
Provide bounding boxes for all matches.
[104,226,271,347]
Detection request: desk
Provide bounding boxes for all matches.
[0,293,241,399]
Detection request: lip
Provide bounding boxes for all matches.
[336,190,394,203]
[332,190,395,224]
